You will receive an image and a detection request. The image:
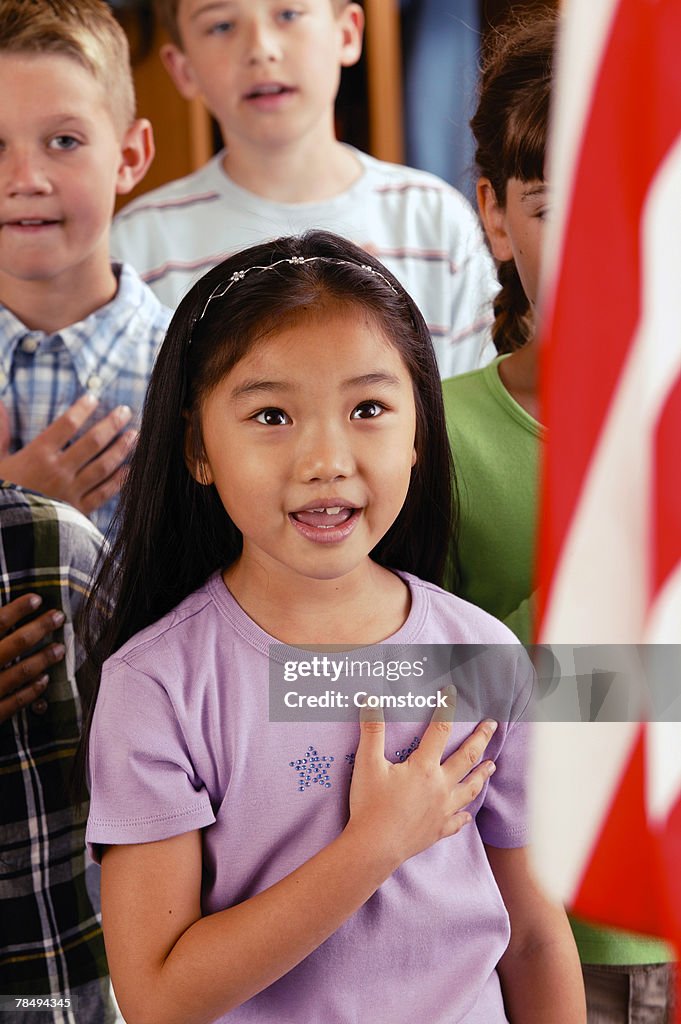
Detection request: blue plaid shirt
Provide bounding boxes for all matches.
[0,263,170,535]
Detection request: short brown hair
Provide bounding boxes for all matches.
[155,0,355,50]
[0,0,136,131]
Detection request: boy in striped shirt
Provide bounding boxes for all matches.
[111,0,497,378]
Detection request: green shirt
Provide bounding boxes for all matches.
[443,357,542,644]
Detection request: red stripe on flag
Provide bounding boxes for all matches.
[652,376,681,592]
[658,790,681,942]
[538,0,681,627]
[572,727,668,936]
[658,791,681,1020]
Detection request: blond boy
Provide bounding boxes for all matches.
[111,0,497,378]
[0,8,166,1018]
[0,0,170,536]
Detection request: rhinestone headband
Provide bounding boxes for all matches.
[195,255,399,323]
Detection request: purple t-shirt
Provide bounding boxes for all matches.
[87,572,532,1023]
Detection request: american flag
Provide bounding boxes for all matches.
[531,0,681,991]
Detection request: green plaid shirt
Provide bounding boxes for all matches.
[0,482,112,1016]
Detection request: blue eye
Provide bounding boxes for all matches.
[207,20,235,35]
[254,408,291,426]
[351,401,385,420]
[49,135,80,151]
[279,9,302,22]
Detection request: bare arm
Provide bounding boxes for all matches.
[0,393,136,514]
[0,594,65,723]
[486,845,586,1024]
[102,707,498,1024]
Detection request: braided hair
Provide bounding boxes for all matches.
[471,13,556,353]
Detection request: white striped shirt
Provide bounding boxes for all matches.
[111,148,497,379]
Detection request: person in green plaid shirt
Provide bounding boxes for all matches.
[0,481,115,1023]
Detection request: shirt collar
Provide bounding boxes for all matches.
[0,263,162,394]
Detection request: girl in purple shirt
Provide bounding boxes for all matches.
[82,230,582,1023]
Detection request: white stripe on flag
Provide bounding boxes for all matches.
[647,722,681,824]
[530,722,638,902]
[539,332,650,642]
[646,563,681,644]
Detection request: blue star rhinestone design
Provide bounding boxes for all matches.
[289,746,335,792]
[344,736,420,777]
[394,736,420,762]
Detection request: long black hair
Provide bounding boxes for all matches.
[471,13,556,353]
[78,230,454,720]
